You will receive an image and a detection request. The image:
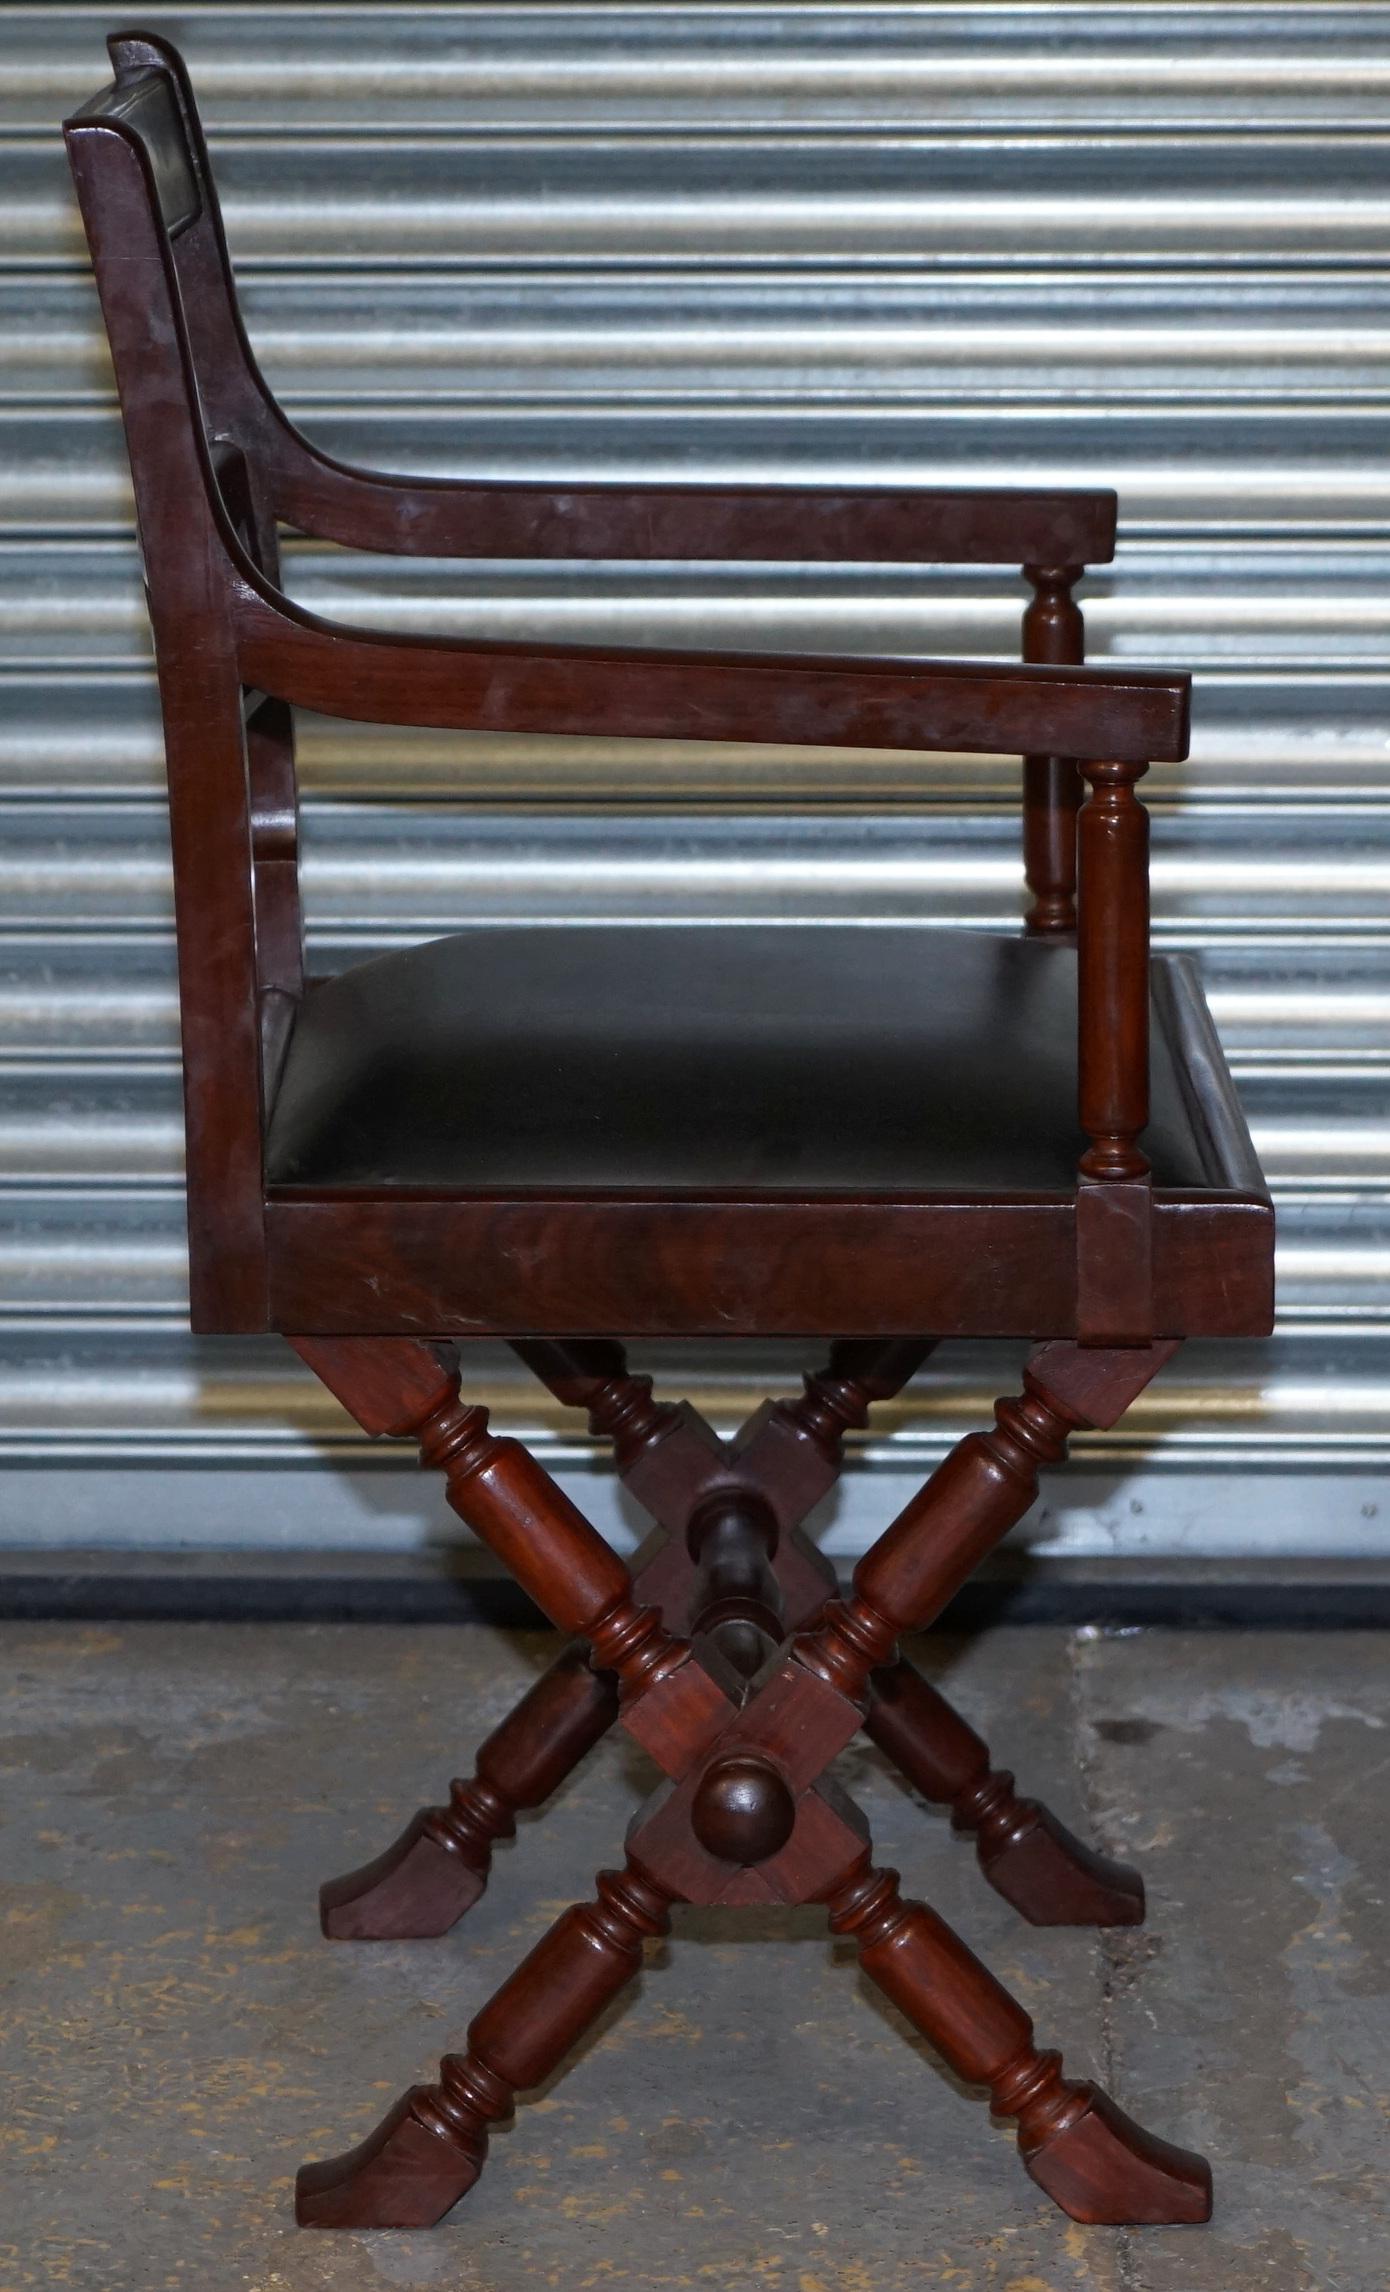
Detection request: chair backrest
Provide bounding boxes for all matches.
[68,32,287,557]
[64,32,1168,1348]
[65,32,303,1330]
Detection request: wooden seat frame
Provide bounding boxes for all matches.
[66,28,1274,2238]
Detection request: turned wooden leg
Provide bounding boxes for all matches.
[826,1856,1209,2225]
[297,1857,673,2227]
[289,1338,710,1730]
[864,1661,1144,1927]
[747,1341,1143,1924]
[303,1336,699,1938]
[796,1341,1181,1707]
[320,1641,620,1939]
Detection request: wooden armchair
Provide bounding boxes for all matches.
[65,30,1273,2240]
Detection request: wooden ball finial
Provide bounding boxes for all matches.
[690,1753,796,1866]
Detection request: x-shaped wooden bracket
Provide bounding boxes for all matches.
[290,1331,1211,2233]
[318,1338,1145,1941]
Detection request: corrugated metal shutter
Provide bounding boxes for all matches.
[3,3,1387,1563]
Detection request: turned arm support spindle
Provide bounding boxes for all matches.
[1076,757,1151,1183]
[1022,562,1085,936]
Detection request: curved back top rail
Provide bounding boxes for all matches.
[74,31,1121,570]
[64,30,1189,1335]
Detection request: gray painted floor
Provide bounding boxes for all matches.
[2,1621,1386,2291]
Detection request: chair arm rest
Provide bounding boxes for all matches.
[271,449,1117,568]
[236,592,1188,765]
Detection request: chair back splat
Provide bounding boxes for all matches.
[65,30,1274,2248]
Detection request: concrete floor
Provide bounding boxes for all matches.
[2,1621,1387,2292]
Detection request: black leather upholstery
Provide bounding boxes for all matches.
[265,926,1213,1193]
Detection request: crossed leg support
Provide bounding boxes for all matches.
[320,1337,1142,1941]
[291,1332,1209,2231]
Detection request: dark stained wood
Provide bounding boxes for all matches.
[264,1193,1271,1339]
[509,1338,685,1467]
[1078,759,1153,1183]
[824,1854,1210,2223]
[64,27,1275,2250]
[59,33,1272,1356]
[1021,562,1086,935]
[318,1642,619,1941]
[289,1335,691,1694]
[234,590,1190,765]
[296,1337,1209,2228]
[99,34,1123,574]
[298,1858,677,2228]
[280,473,1119,569]
[862,1662,1144,1926]
[691,1754,800,1865]
[796,1342,1179,1704]
[1072,753,1156,1339]
[1076,1175,1155,1346]
[63,102,265,1331]
[685,1491,785,1675]
[320,1338,1149,1943]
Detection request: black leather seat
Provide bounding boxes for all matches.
[265,926,1220,1194]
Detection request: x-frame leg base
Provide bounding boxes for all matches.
[289,1331,1209,2233]
[320,1339,1142,1942]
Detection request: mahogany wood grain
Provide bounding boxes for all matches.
[747,1342,1143,1919]
[1076,1176,1155,1347]
[63,110,265,1330]
[1078,759,1152,1183]
[322,1339,1143,1938]
[863,1664,1143,1926]
[509,1338,684,1466]
[63,29,1271,2249]
[299,1857,676,2228]
[233,588,1189,765]
[100,31,1122,573]
[685,1490,785,1676]
[264,1193,1271,1340]
[825,1855,1209,2223]
[1022,563,1085,935]
[288,1336,688,1697]
[319,1642,619,1941]
[98,38,1122,574]
[60,34,1274,1368]
[796,1342,1178,1703]
[244,696,302,1004]
[318,1341,687,1938]
[280,472,1119,570]
[296,1334,1203,2229]
[1072,755,1155,1337]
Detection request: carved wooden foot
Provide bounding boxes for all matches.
[321,1641,619,1938]
[1021,2086,1213,2226]
[320,1813,487,1942]
[298,1859,673,2228]
[865,1660,1144,1926]
[976,1807,1144,1929]
[295,2085,483,2228]
[827,1856,1209,2225]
